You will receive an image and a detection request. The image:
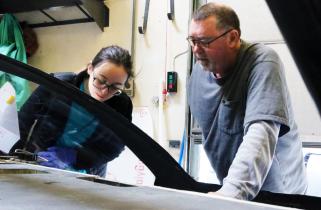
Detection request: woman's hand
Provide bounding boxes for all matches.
[37,146,76,169]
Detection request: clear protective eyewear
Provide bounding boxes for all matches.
[187,28,234,48]
[92,71,123,96]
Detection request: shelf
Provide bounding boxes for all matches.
[0,0,109,31]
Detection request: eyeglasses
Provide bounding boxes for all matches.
[187,29,234,48]
[92,71,123,96]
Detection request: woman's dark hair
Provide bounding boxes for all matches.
[91,45,133,79]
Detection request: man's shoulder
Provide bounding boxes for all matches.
[243,41,279,62]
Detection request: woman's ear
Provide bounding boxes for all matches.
[87,63,94,75]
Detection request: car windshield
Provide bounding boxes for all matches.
[0,69,158,186]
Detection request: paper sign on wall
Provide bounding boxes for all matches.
[106,107,155,186]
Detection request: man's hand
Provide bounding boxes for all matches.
[37,146,77,170]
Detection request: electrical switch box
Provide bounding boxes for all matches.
[167,71,177,93]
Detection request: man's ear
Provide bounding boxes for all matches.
[227,29,240,48]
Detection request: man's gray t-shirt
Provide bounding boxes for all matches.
[187,41,307,196]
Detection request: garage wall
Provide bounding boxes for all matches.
[132,0,190,155]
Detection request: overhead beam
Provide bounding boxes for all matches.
[0,0,79,13]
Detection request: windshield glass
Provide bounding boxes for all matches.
[0,71,155,186]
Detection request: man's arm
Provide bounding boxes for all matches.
[216,120,280,200]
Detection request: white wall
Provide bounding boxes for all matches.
[132,0,190,156]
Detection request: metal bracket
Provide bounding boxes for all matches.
[138,0,150,34]
[167,0,175,20]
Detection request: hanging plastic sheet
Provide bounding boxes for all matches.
[0,14,31,110]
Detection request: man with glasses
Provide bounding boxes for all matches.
[12,45,133,177]
[187,3,307,200]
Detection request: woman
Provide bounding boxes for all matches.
[11,45,133,177]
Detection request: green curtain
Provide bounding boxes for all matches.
[0,14,31,110]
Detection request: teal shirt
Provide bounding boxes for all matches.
[57,82,98,148]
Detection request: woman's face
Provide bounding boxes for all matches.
[87,61,128,102]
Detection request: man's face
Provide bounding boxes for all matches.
[188,16,230,73]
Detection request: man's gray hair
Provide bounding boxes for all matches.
[192,2,241,36]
